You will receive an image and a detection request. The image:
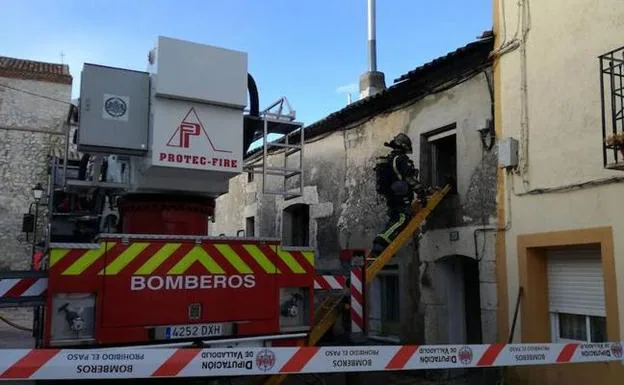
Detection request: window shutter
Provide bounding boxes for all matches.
[547,245,605,317]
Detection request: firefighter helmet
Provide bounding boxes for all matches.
[390,133,413,154]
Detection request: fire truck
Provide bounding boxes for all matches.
[0,36,450,385]
[4,36,316,351]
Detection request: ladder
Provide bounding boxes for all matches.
[263,185,451,385]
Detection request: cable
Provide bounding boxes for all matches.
[474,171,513,261]
[473,69,500,262]
[0,314,33,332]
[518,0,531,185]
[0,82,73,105]
[512,174,624,196]
[489,0,526,60]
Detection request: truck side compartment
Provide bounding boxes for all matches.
[44,236,315,347]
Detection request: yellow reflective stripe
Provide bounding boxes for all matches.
[242,245,277,274]
[49,249,70,267]
[381,213,407,239]
[214,244,253,274]
[100,242,149,275]
[302,251,315,266]
[168,246,224,275]
[135,243,180,275]
[277,248,305,274]
[63,243,117,275]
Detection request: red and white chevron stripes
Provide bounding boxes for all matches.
[0,342,622,380]
[0,277,47,300]
[313,275,346,290]
[350,267,364,333]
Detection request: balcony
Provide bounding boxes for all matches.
[600,45,624,170]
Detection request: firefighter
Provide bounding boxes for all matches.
[371,133,427,257]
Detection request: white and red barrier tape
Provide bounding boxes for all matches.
[0,342,622,380]
[314,275,347,290]
[0,277,47,299]
[350,268,364,333]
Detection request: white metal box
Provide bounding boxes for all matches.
[78,64,150,155]
[131,94,244,196]
[499,137,519,168]
[148,98,243,171]
[152,36,248,108]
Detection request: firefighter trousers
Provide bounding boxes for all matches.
[371,198,412,257]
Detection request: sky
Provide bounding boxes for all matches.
[1,0,492,127]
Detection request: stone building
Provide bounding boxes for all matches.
[213,34,499,345]
[0,56,73,270]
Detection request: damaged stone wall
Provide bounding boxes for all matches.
[214,67,497,345]
[404,70,498,344]
[214,129,346,270]
[0,76,71,270]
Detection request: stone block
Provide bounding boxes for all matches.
[311,202,333,219]
[479,260,497,283]
[480,309,498,343]
[424,304,448,344]
[480,282,497,310]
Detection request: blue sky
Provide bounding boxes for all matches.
[1,0,492,126]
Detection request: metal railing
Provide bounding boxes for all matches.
[599,45,624,169]
[245,97,305,200]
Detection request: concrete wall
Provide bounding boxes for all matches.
[0,76,71,270]
[215,68,498,345]
[495,0,624,384]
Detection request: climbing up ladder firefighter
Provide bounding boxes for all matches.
[263,184,451,385]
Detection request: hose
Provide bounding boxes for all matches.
[0,314,33,333]
[247,73,259,117]
[243,73,261,154]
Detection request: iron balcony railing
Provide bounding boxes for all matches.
[600,45,624,169]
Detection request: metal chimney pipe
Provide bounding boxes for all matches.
[367,0,377,72]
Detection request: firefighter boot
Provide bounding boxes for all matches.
[370,235,388,258]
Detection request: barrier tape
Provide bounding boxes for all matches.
[0,277,47,299]
[313,275,347,290]
[1,342,623,380]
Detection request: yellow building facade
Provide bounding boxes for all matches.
[493,0,624,383]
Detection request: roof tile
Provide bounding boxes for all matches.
[0,56,72,85]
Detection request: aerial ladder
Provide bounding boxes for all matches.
[263,184,451,385]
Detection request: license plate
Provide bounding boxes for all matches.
[164,323,228,340]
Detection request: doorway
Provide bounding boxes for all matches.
[435,255,482,344]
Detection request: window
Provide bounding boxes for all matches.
[370,267,400,337]
[380,274,399,323]
[282,204,310,247]
[421,126,457,194]
[245,216,255,237]
[547,244,607,343]
[247,172,254,183]
[552,313,607,343]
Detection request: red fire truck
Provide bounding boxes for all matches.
[2,36,315,350]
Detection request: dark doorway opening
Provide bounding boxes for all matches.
[436,255,482,344]
[282,203,310,247]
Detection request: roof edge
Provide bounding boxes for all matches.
[0,55,72,85]
[242,32,495,161]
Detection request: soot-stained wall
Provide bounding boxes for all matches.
[214,68,498,344]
